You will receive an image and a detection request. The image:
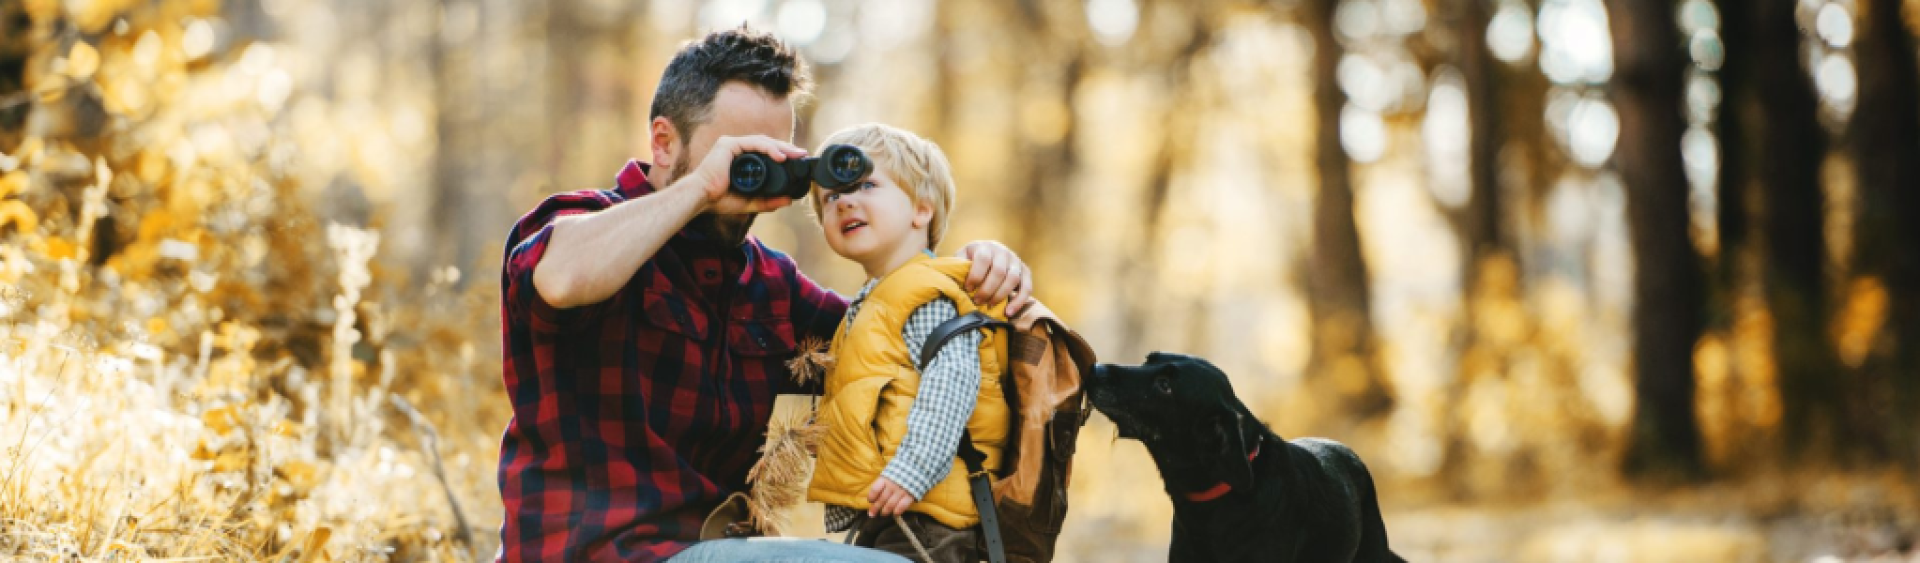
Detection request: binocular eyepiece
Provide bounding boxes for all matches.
[728,144,873,199]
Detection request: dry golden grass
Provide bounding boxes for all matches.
[7,2,1919,562]
[2,2,507,560]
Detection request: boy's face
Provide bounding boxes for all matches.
[819,167,931,267]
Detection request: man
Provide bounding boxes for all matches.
[497,27,1034,562]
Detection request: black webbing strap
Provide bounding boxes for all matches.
[917,311,1012,372]
[918,311,1010,563]
[962,447,1004,563]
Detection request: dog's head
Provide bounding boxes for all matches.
[1087,351,1265,495]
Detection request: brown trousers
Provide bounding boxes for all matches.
[848,512,984,563]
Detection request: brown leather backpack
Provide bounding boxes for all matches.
[919,312,1095,563]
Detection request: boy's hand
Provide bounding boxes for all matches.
[866,476,915,518]
[678,135,809,215]
[957,241,1034,315]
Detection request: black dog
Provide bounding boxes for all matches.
[1088,352,1403,563]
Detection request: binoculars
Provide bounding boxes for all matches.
[728,144,873,199]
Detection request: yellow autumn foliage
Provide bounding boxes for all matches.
[1,1,505,561]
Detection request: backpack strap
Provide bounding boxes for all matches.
[916,311,1011,372]
[917,311,1010,563]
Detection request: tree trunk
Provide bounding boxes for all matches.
[1606,0,1706,482]
[1740,0,1851,460]
[1305,0,1393,418]
[428,0,472,281]
[1849,0,1920,462]
[429,0,551,282]
[1456,0,1507,267]
[1713,0,1753,329]
[0,0,28,139]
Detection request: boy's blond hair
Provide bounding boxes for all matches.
[811,123,956,250]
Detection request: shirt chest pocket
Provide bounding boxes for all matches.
[728,314,796,357]
[642,289,711,341]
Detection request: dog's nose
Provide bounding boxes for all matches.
[1089,364,1109,386]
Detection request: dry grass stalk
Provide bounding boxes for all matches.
[0,4,505,559]
[390,392,477,555]
[744,422,825,536]
[785,336,835,386]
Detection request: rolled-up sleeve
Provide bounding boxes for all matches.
[501,189,619,324]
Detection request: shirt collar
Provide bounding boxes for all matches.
[851,278,880,305]
[614,159,656,198]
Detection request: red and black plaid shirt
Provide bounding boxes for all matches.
[497,161,847,562]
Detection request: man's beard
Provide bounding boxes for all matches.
[662,162,755,244]
[689,213,754,244]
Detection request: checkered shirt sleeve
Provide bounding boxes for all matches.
[881,297,981,498]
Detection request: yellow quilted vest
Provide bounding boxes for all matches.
[806,255,1011,529]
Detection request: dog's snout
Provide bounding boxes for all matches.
[1089,364,1110,386]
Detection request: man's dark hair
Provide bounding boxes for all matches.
[650,26,811,142]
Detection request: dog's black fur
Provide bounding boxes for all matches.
[1088,352,1404,563]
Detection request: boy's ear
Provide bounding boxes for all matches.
[913,200,933,229]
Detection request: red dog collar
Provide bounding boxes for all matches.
[1183,440,1261,502]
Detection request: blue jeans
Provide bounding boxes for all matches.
[667,538,912,563]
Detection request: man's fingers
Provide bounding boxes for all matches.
[970,249,1009,303]
[724,135,807,161]
[1011,264,1035,313]
[962,244,990,295]
[707,194,789,215]
[982,251,1018,304]
[751,196,794,212]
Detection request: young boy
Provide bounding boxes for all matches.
[804,123,1012,562]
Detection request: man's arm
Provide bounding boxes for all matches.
[532,183,705,309]
[533,135,807,309]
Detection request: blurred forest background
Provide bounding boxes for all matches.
[4,0,1920,560]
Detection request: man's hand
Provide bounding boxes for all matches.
[674,135,810,214]
[957,241,1035,315]
[866,476,915,518]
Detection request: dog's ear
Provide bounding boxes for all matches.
[1208,404,1257,491]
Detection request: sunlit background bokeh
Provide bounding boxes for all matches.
[3,0,1917,560]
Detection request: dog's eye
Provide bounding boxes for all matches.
[1153,376,1173,395]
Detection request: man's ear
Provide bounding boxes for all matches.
[650,116,680,170]
[1209,406,1257,491]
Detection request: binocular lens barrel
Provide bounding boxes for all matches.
[727,144,872,199]
[819,145,870,186]
[728,153,783,196]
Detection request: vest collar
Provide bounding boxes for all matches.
[1181,438,1261,503]
[866,250,939,285]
